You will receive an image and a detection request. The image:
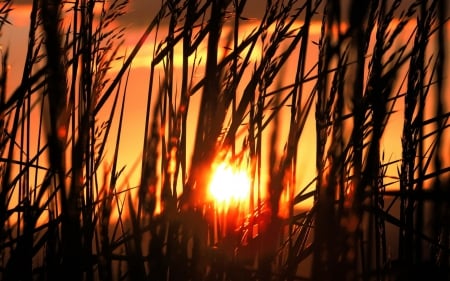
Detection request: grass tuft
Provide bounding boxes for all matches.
[0,0,449,280]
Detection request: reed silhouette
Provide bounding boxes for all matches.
[0,0,449,280]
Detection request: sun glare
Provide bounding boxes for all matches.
[209,163,251,205]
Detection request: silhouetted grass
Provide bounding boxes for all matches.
[0,0,449,280]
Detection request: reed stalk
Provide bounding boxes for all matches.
[0,0,449,280]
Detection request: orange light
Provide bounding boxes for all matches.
[209,162,251,205]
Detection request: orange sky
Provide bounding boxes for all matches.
[2,2,450,213]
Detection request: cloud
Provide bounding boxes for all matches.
[118,0,268,27]
[9,0,450,30]
[10,0,31,4]
[119,1,162,27]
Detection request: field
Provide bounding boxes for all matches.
[0,0,449,280]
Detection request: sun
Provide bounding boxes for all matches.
[209,162,251,205]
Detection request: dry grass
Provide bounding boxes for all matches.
[0,0,449,280]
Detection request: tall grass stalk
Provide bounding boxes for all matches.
[0,0,449,280]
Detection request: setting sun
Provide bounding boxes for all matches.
[209,163,251,205]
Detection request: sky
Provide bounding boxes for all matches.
[1,1,450,212]
[0,3,449,272]
[1,1,318,187]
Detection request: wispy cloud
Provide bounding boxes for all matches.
[113,20,323,72]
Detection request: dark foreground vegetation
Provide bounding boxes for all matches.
[0,0,449,280]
